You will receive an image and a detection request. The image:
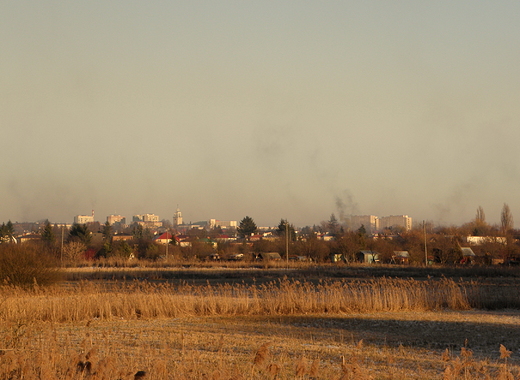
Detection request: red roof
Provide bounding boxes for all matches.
[155,232,179,241]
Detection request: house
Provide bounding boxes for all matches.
[215,234,237,242]
[391,251,410,264]
[154,232,178,245]
[229,253,245,261]
[198,238,218,250]
[319,233,335,241]
[330,253,346,263]
[464,236,507,245]
[257,252,282,261]
[460,247,476,264]
[112,233,133,242]
[356,250,380,264]
[17,233,41,244]
[289,255,311,262]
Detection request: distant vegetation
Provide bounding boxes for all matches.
[0,244,62,287]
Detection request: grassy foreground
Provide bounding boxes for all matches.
[1,276,520,379]
[1,312,519,379]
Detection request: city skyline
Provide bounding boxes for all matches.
[2,2,520,228]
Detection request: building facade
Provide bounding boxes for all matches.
[132,213,162,228]
[74,211,94,224]
[107,215,126,225]
[209,219,238,229]
[173,208,183,227]
[379,215,412,231]
[350,215,379,234]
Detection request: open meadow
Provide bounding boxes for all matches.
[1,265,520,379]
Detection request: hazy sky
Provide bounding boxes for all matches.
[2,1,520,228]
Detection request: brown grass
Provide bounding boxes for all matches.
[1,312,519,379]
[1,275,519,379]
[0,277,475,323]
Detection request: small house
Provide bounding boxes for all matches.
[460,247,476,264]
[356,250,380,264]
[257,252,282,261]
[392,251,410,264]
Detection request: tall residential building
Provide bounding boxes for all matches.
[350,215,379,234]
[133,214,160,223]
[209,219,238,229]
[74,210,94,224]
[132,213,162,228]
[107,215,126,225]
[379,215,412,231]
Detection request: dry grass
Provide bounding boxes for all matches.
[1,276,520,379]
[1,312,519,379]
[0,277,473,323]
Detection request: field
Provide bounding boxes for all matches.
[1,265,520,379]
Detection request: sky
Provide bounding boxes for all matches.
[1,1,520,228]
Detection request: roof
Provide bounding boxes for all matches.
[460,247,476,257]
[154,232,180,241]
[259,252,282,260]
[155,232,173,239]
[359,250,379,255]
[393,251,410,258]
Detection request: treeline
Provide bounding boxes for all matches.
[14,220,520,266]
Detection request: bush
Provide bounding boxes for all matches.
[0,244,63,287]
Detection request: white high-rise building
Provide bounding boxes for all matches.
[209,219,237,229]
[107,215,126,225]
[379,215,412,231]
[74,210,94,224]
[350,215,379,234]
[132,213,162,227]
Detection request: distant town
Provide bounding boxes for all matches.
[1,205,518,266]
[3,208,413,240]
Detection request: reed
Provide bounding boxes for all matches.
[0,277,476,324]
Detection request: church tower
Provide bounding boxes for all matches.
[173,208,183,227]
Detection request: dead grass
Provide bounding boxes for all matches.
[1,276,519,379]
[0,312,519,379]
[0,277,474,323]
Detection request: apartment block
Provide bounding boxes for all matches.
[379,215,412,231]
[350,215,379,234]
[74,211,94,224]
[107,214,126,225]
[209,219,238,229]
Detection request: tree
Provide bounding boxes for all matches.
[132,224,143,239]
[0,243,62,287]
[330,231,361,263]
[97,221,114,257]
[0,221,15,243]
[501,203,514,234]
[328,213,339,235]
[237,216,257,240]
[472,206,489,236]
[112,240,133,259]
[62,241,87,262]
[40,220,55,246]
[294,235,330,262]
[276,219,296,241]
[68,223,92,246]
[476,206,486,224]
[102,222,113,248]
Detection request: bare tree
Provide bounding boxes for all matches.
[501,203,514,234]
[476,206,486,224]
[472,206,489,236]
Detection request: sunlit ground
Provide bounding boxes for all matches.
[2,310,519,379]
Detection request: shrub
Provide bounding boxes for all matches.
[0,243,63,287]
